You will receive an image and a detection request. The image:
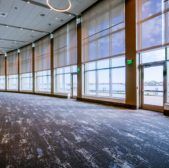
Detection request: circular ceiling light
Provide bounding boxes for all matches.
[46,0,72,12]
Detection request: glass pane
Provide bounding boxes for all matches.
[20,73,32,91]
[97,59,109,69]
[97,31,110,59]
[141,15,162,49]
[165,12,169,44]
[141,0,162,20]
[85,62,96,71]
[73,74,77,97]
[143,65,163,106]
[56,74,64,93]
[98,69,110,97]
[111,30,125,55]
[111,56,125,67]
[72,65,77,73]
[141,48,165,64]
[167,62,169,103]
[57,68,64,74]
[110,1,124,26]
[0,76,5,90]
[64,66,71,73]
[112,68,126,99]
[65,74,71,93]
[7,75,18,90]
[85,71,96,95]
[88,39,97,61]
[35,70,51,92]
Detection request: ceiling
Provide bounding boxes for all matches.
[0,0,98,53]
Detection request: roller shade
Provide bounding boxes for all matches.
[0,55,5,76]
[7,51,18,75]
[137,0,169,51]
[20,45,32,74]
[82,0,125,63]
[35,37,51,72]
[54,20,77,68]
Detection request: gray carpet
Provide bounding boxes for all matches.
[0,92,168,168]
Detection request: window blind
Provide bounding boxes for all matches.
[54,20,77,68]
[20,45,32,74]
[7,51,18,75]
[82,0,125,63]
[137,0,169,51]
[0,55,5,76]
[35,37,51,72]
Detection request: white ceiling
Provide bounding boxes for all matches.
[0,0,98,53]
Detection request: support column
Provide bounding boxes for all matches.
[125,0,137,109]
[77,16,82,99]
[50,35,54,95]
[32,45,35,93]
[5,56,7,91]
[18,51,20,92]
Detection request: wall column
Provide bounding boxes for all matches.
[5,56,7,91]
[32,45,35,93]
[50,35,54,95]
[77,16,82,99]
[125,0,138,109]
[18,51,20,92]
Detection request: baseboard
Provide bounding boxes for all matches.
[0,90,67,99]
[164,110,169,116]
[77,97,137,109]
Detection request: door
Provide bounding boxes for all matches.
[71,73,77,98]
[141,63,164,112]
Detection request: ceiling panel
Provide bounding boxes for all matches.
[0,0,98,53]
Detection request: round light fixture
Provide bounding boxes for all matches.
[46,0,72,12]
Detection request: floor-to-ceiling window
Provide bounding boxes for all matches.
[35,37,51,93]
[20,45,32,91]
[54,21,77,96]
[137,0,169,109]
[82,0,126,100]
[0,55,5,90]
[7,51,18,91]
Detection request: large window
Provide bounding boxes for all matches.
[35,37,51,93]
[137,0,169,107]
[20,45,32,91]
[53,20,77,95]
[84,57,125,99]
[7,51,18,91]
[54,65,77,94]
[137,0,169,51]
[0,55,5,90]
[82,0,126,100]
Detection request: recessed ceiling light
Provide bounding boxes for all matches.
[46,0,72,12]
[0,12,8,18]
[40,13,45,17]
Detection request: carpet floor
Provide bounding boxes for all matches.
[0,92,168,168]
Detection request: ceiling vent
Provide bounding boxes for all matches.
[0,12,8,17]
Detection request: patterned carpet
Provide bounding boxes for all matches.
[0,92,168,168]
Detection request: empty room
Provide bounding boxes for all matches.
[0,0,169,167]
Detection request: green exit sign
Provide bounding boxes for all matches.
[77,67,81,73]
[127,59,133,65]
